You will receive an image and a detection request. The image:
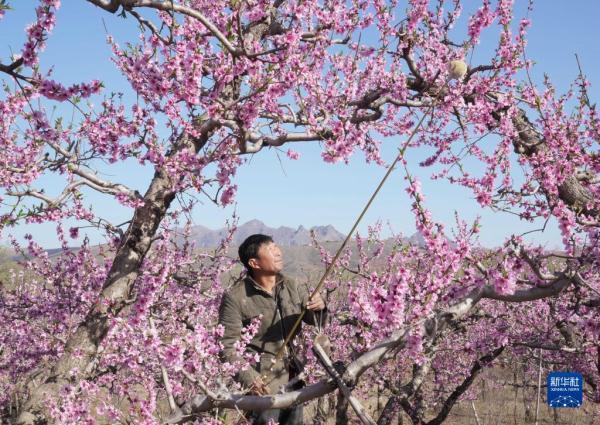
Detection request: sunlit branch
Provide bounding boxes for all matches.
[6,181,86,207]
[241,130,332,154]
[88,0,241,56]
[71,168,140,199]
[127,8,172,45]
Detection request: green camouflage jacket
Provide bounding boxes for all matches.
[218,273,326,394]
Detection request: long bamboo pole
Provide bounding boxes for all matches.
[273,110,430,363]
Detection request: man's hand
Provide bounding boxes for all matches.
[249,375,269,396]
[307,293,325,311]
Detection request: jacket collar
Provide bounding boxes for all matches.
[245,273,286,296]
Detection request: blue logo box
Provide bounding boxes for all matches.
[547,372,583,408]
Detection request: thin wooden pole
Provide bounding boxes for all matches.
[273,111,430,363]
[534,348,543,425]
[470,401,481,425]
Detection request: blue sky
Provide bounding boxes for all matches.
[2,1,600,249]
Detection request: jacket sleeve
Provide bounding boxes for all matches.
[218,291,260,388]
[296,280,327,327]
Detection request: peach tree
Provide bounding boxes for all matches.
[0,0,598,423]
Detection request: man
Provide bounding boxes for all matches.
[218,234,326,425]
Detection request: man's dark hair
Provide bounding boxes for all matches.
[238,234,273,272]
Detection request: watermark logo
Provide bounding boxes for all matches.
[547,372,583,408]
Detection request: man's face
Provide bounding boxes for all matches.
[249,241,283,275]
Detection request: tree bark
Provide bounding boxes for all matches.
[12,4,589,422]
[335,391,349,425]
[16,0,279,421]
[377,396,399,425]
[16,124,217,424]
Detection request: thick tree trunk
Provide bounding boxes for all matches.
[16,125,217,424]
[397,397,424,425]
[314,394,329,425]
[335,391,349,425]
[16,1,277,419]
[377,396,399,425]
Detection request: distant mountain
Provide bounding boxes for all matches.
[407,231,456,248]
[2,226,467,287]
[408,232,426,247]
[187,219,345,247]
[3,224,437,278]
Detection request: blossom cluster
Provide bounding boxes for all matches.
[1,0,599,422]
